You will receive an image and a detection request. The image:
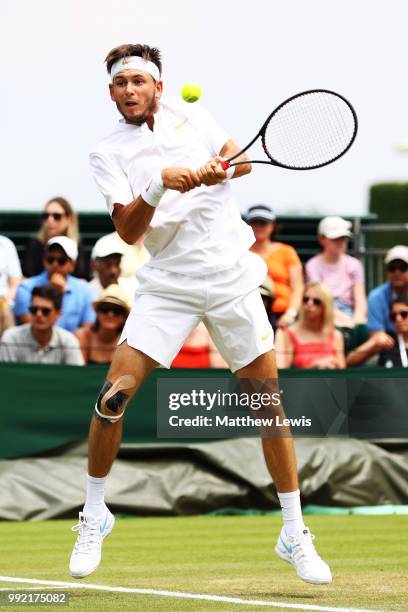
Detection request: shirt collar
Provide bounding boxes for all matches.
[30,326,58,351]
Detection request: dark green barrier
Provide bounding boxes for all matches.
[0,364,407,459]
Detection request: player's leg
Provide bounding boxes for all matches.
[70,342,158,579]
[235,349,332,584]
[235,350,299,493]
[70,275,202,579]
[205,256,332,585]
[88,341,158,479]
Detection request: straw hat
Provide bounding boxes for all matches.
[93,284,131,313]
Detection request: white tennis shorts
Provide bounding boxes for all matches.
[119,251,274,372]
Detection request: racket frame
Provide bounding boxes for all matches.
[222,88,358,171]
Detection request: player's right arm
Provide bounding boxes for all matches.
[90,151,200,245]
[112,168,201,244]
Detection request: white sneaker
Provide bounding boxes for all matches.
[275,526,332,584]
[69,508,115,578]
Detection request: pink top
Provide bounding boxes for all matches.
[305,254,364,306]
[283,327,337,369]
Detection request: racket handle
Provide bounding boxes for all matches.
[220,160,231,170]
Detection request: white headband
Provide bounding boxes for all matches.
[110,56,161,82]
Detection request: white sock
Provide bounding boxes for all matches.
[83,474,107,519]
[277,489,305,537]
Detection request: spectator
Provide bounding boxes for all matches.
[172,321,228,368]
[14,236,95,332]
[75,284,130,365]
[347,297,408,368]
[88,234,127,299]
[0,234,23,306]
[245,205,303,328]
[0,285,84,365]
[22,197,90,279]
[305,216,367,329]
[367,245,408,338]
[274,282,345,369]
[101,231,150,279]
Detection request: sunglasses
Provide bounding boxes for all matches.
[42,212,66,221]
[390,310,408,322]
[29,305,52,316]
[387,262,408,273]
[97,303,126,316]
[45,254,69,266]
[303,295,323,306]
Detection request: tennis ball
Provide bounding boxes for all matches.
[181,83,202,103]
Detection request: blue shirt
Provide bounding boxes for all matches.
[14,271,96,332]
[367,282,395,333]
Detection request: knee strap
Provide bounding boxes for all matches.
[94,375,136,423]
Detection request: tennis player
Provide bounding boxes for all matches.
[69,43,332,585]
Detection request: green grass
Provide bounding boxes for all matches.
[0,515,406,611]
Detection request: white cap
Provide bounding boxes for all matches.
[384,245,408,265]
[318,216,352,239]
[91,234,126,260]
[47,236,78,261]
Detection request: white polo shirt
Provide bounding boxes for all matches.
[90,98,254,276]
[0,324,84,366]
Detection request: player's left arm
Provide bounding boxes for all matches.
[196,140,252,186]
[219,140,252,177]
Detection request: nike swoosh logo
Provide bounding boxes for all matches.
[175,118,188,130]
[261,333,271,341]
[280,536,292,555]
[144,179,152,192]
[99,514,109,535]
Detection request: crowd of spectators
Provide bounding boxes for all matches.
[0,196,407,370]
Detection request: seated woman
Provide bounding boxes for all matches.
[172,321,228,368]
[245,205,304,329]
[22,197,90,279]
[75,284,130,365]
[347,297,408,368]
[275,282,345,369]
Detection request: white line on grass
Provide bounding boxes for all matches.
[0,576,382,612]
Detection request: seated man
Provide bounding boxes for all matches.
[88,234,126,300]
[89,233,149,302]
[0,285,84,365]
[347,297,408,367]
[367,245,408,338]
[14,236,95,332]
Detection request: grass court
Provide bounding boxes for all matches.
[0,515,406,611]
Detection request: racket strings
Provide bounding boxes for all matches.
[275,96,348,165]
[273,95,349,165]
[264,92,356,169]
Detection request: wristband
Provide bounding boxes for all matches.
[225,164,235,179]
[220,158,235,179]
[142,170,167,208]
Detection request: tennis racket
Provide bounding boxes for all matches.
[221,89,357,171]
